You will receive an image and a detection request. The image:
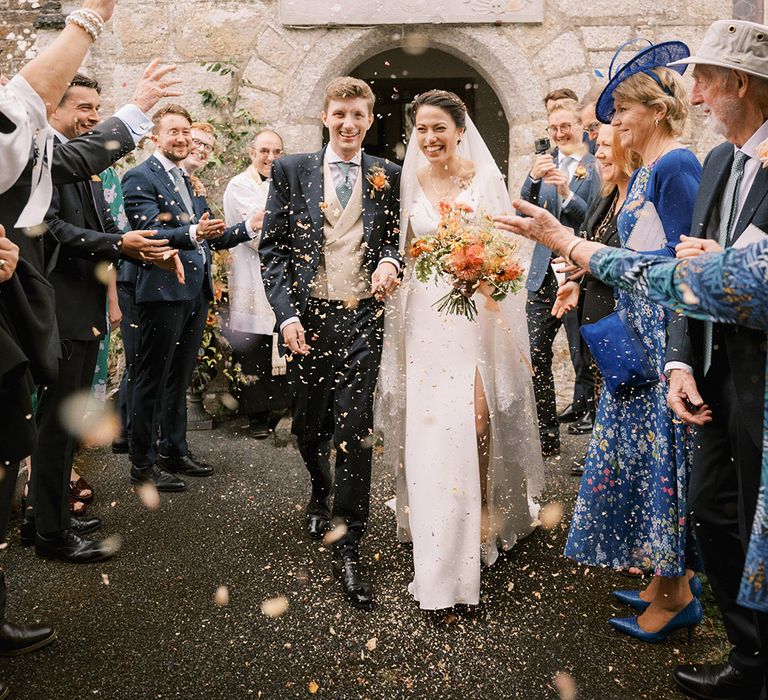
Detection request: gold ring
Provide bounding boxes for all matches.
[0,258,6,269]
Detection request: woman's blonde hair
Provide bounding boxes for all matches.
[599,124,643,196]
[611,67,688,136]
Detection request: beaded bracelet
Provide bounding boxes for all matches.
[564,237,586,265]
[65,9,104,41]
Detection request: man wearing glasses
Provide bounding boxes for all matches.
[520,98,602,457]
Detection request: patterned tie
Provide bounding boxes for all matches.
[703,150,750,374]
[335,161,355,208]
[170,167,196,222]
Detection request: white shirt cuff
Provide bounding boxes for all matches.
[529,177,541,184]
[378,257,400,273]
[562,192,574,208]
[280,316,299,332]
[114,104,154,145]
[245,217,257,238]
[189,224,200,246]
[664,362,693,376]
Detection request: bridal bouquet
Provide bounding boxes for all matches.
[409,201,525,321]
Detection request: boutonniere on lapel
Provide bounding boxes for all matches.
[319,200,329,212]
[574,163,588,180]
[756,138,768,168]
[189,174,206,197]
[366,164,390,199]
[90,174,101,182]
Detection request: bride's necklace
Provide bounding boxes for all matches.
[429,160,466,200]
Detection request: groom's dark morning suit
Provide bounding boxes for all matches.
[121,155,252,472]
[260,147,401,554]
[666,140,768,688]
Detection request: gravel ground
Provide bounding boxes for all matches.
[0,408,726,700]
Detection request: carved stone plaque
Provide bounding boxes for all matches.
[278,0,543,25]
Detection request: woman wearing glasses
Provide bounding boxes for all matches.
[520,98,602,457]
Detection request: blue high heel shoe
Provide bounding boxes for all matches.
[612,575,703,611]
[608,598,703,643]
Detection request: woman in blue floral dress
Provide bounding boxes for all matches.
[561,42,704,641]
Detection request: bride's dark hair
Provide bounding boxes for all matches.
[411,90,467,129]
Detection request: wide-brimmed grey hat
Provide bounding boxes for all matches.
[668,19,768,79]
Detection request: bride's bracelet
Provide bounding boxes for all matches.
[564,237,587,265]
[65,9,104,41]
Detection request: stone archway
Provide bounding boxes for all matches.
[273,25,546,191]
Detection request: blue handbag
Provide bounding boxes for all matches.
[580,307,659,396]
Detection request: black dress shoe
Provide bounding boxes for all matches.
[541,438,561,457]
[111,436,129,454]
[558,404,586,423]
[570,458,586,477]
[20,514,101,546]
[568,411,595,435]
[673,661,765,700]
[130,464,186,492]
[0,680,8,699]
[248,423,270,439]
[157,453,214,477]
[35,529,114,564]
[0,620,56,656]
[331,554,373,610]
[306,513,329,540]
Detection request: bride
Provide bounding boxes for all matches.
[378,90,544,610]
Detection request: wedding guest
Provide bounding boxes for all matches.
[660,21,768,699]
[183,121,215,176]
[498,204,768,700]
[551,123,640,477]
[0,0,142,694]
[521,98,601,455]
[29,69,181,563]
[222,129,289,438]
[579,86,603,154]
[122,105,259,492]
[513,40,704,644]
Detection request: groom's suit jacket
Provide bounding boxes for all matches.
[121,155,252,304]
[522,150,601,292]
[666,141,768,447]
[260,146,402,330]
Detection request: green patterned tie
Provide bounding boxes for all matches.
[335,162,354,208]
[703,150,749,374]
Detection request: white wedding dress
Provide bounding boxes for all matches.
[377,116,545,610]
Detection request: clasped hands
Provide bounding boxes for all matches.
[119,230,185,285]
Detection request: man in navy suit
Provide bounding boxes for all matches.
[260,77,401,609]
[122,104,257,492]
[521,99,601,456]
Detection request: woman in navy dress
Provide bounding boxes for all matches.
[561,42,704,642]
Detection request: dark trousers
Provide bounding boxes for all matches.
[688,360,768,685]
[31,339,100,535]
[130,292,207,468]
[526,269,594,445]
[289,297,383,554]
[224,330,289,420]
[116,282,138,441]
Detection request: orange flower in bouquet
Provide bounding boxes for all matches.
[409,201,525,320]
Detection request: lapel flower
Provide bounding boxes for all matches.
[756,138,768,168]
[319,200,329,212]
[190,174,206,197]
[574,163,588,180]
[90,174,101,182]
[366,164,390,199]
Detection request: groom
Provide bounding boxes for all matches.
[260,77,401,609]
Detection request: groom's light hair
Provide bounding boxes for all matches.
[323,77,375,113]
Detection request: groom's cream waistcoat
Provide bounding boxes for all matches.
[309,161,371,302]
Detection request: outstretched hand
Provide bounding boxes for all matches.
[493,200,570,252]
[131,58,182,114]
[667,369,712,426]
